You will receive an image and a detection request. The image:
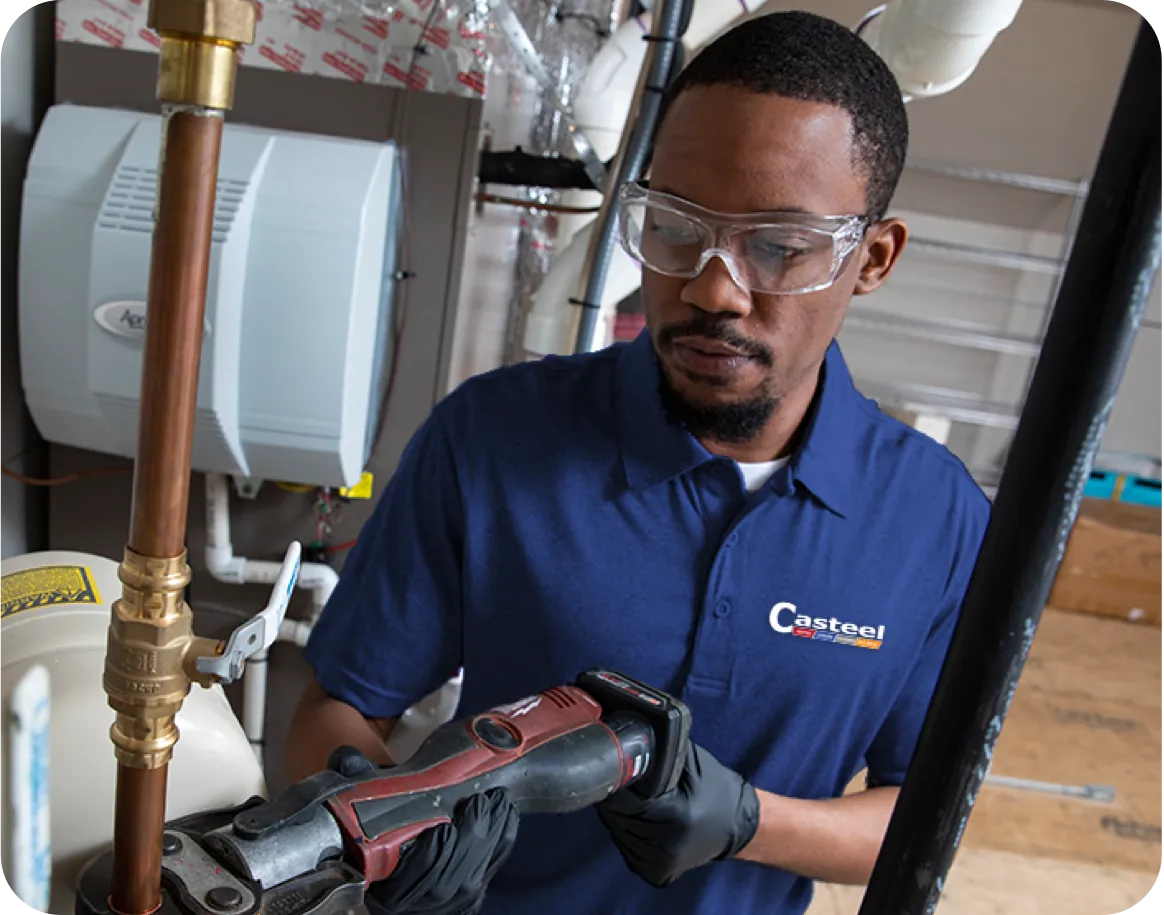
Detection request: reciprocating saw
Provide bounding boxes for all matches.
[74,669,692,915]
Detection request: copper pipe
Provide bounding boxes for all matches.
[110,108,223,915]
[128,110,223,560]
[110,766,169,915]
[102,2,254,912]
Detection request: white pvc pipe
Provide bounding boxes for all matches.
[204,472,339,764]
[202,473,465,770]
[573,14,650,164]
[523,219,643,357]
[858,0,1024,98]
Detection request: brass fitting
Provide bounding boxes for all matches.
[148,0,256,109]
[103,548,225,769]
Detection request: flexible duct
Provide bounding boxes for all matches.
[496,0,620,363]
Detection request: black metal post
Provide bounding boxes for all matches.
[858,21,1161,915]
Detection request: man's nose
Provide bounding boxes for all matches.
[679,253,753,317]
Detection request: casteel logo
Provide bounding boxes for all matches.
[769,602,885,650]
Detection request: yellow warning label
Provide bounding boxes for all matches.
[1,566,103,619]
[339,472,374,500]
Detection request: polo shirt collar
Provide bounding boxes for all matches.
[788,341,862,519]
[615,330,864,517]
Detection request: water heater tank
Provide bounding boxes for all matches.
[19,104,402,489]
[0,550,267,914]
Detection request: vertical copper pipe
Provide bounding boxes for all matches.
[128,111,223,560]
[109,109,223,915]
[110,767,169,915]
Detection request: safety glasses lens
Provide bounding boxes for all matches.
[622,202,711,271]
[619,199,850,294]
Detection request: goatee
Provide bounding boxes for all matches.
[653,317,778,444]
[657,366,778,444]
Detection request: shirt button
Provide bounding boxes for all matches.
[714,600,732,619]
[726,533,740,547]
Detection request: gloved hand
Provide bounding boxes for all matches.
[327,747,520,915]
[596,741,760,888]
[328,744,383,777]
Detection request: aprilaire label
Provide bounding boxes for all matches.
[93,300,211,343]
[769,602,884,650]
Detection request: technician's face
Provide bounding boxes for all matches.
[642,85,905,413]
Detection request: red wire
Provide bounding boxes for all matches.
[2,465,132,486]
[327,538,359,554]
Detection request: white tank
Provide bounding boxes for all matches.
[1,551,267,915]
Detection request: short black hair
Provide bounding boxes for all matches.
[655,10,909,222]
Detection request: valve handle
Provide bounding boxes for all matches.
[197,542,302,684]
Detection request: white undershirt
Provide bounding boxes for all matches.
[736,456,791,493]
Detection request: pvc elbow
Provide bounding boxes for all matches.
[298,563,339,591]
[205,549,247,584]
[298,563,339,618]
[279,619,313,648]
[859,0,1023,99]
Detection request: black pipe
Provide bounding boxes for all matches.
[478,148,602,190]
[859,21,1160,915]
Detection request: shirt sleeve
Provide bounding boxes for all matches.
[863,485,991,788]
[301,404,465,720]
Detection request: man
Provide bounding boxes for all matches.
[285,9,991,915]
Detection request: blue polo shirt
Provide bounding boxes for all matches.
[303,330,990,915]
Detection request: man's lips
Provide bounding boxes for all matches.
[668,335,757,376]
[671,335,751,359]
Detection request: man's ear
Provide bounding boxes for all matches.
[854,218,909,296]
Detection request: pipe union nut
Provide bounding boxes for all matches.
[147,0,257,45]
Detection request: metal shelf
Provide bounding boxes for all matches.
[1091,450,1162,479]
[860,158,1109,489]
[904,158,1089,198]
[859,380,1020,430]
[906,237,1065,276]
[965,455,1160,502]
[843,309,1043,357]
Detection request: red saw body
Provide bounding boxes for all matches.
[74,670,691,915]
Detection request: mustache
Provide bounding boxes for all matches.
[657,317,774,367]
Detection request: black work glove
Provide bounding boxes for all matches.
[328,744,382,777]
[365,789,519,915]
[327,747,519,915]
[596,741,760,888]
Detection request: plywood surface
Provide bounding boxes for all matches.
[806,848,1158,915]
[963,609,1161,873]
[817,608,1161,915]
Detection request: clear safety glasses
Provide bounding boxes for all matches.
[617,182,869,295]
